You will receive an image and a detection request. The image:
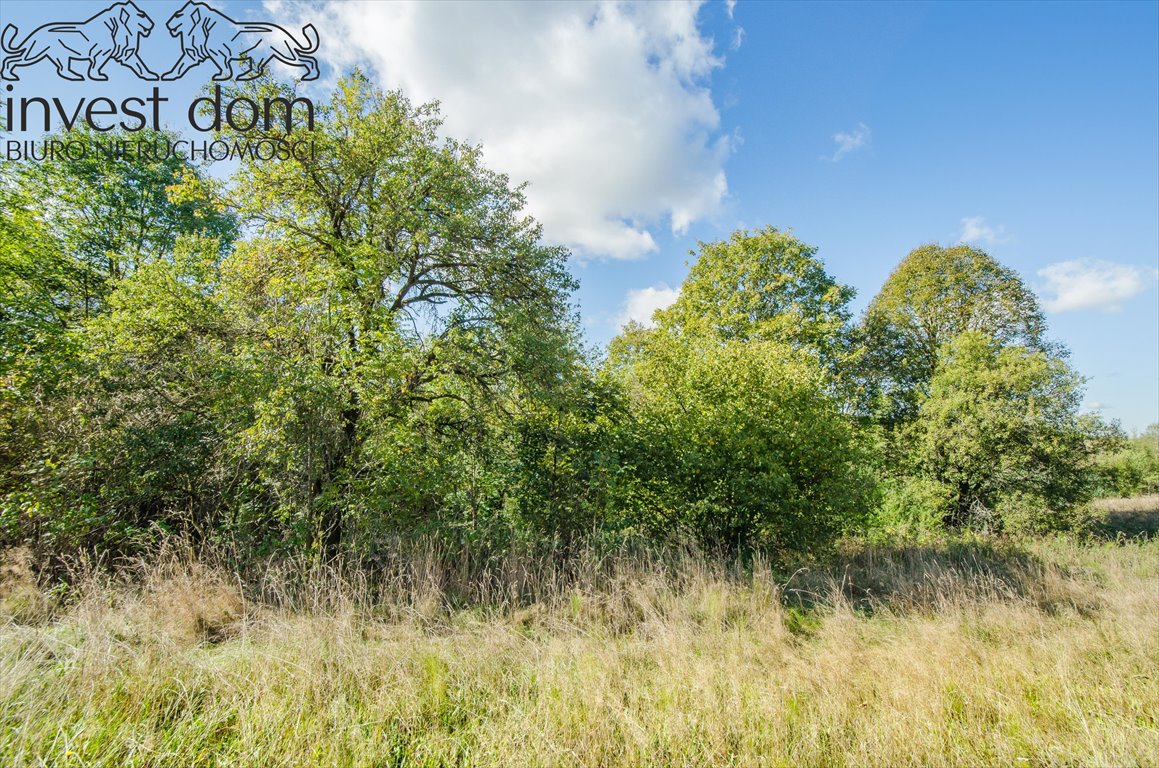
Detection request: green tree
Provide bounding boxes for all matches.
[607,330,870,551]
[0,179,77,499]
[907,331,1109,532]
[602,227,868,550]
[203,74,582,555]
[0,128,234,390]
[860,244,1050,423]
[3,127,236,319]
[1093,424,1159,497]
[0,132,237,553]
[656,226,857,376]
[7,239,254,552]
[3,77,585,558]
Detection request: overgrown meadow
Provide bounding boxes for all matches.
[1,75,1157,766]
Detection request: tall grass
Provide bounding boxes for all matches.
[1,535,1156,767]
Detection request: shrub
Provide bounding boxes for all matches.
[609,332,871,551]
[1093,429,1159,498]
[873,477,951,538]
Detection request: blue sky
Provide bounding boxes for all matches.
[1,0,1156,431]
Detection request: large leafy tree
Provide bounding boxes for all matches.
[16,240,254,552]
[907,331,1110,531]
[604,227,868,550]
[0,127,234,387]
[3,76,586,558]
[3,127,236,320]
[203,74,582,554]
[859,244,1050,423]
[0,131,237,553]
[0,181,73,494]
[655,226,857,375]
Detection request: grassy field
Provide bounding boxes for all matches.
[1,528,1157,767]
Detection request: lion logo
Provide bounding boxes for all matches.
[161,1,320,82]
[0,1,159,81]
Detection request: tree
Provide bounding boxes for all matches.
[906,331,1110,532]
[607,330,870,551]
[5,239,254,553]
[0,131,238,554]
[1093,424,1159,497]
[859,244,1050,423]
[509,369,626,540]
[2,127,236,320]
[0,179,77,500]
[601,227,868,550]
[205,73,581,555]
[655,226,857,376]
[0,128,235,389]
[2,76,586,559]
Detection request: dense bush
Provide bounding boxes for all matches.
[1,78,585,559]
[608,331,871,550]
[872,476,951,538]
[1092,427,1159,497]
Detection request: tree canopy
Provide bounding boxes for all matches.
[906,331,1109,532]
[607,330,869,550]
[604,228,869,550]
[0,128,236,552]
[859,243,1050,423]
[655,226,856,374]
[1,76,587,558]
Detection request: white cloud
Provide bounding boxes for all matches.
[268,0,731,260]
[731,26,745,50]
[1037,259,1158,313]
[958,216,1005,246]
[822,122,870,162]
[617,284,679,328]
[725,0,737,19]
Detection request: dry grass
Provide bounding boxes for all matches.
[1088,495,1159,539]
[1091,495,1159,513]
[0,537,1156,767]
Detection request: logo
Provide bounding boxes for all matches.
[1,1,321,164]
[0,0,320,82]
[1,2,159,81]
[162,1,319,82]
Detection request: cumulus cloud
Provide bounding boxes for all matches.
[617,284,680,328]
[1037,259,1158,313]
[822,122,870,162]
[957,216,1005,246]
[267,0,731,260]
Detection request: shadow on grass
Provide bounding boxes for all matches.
[1086,495,1159,540]
[781,536,1101,620]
